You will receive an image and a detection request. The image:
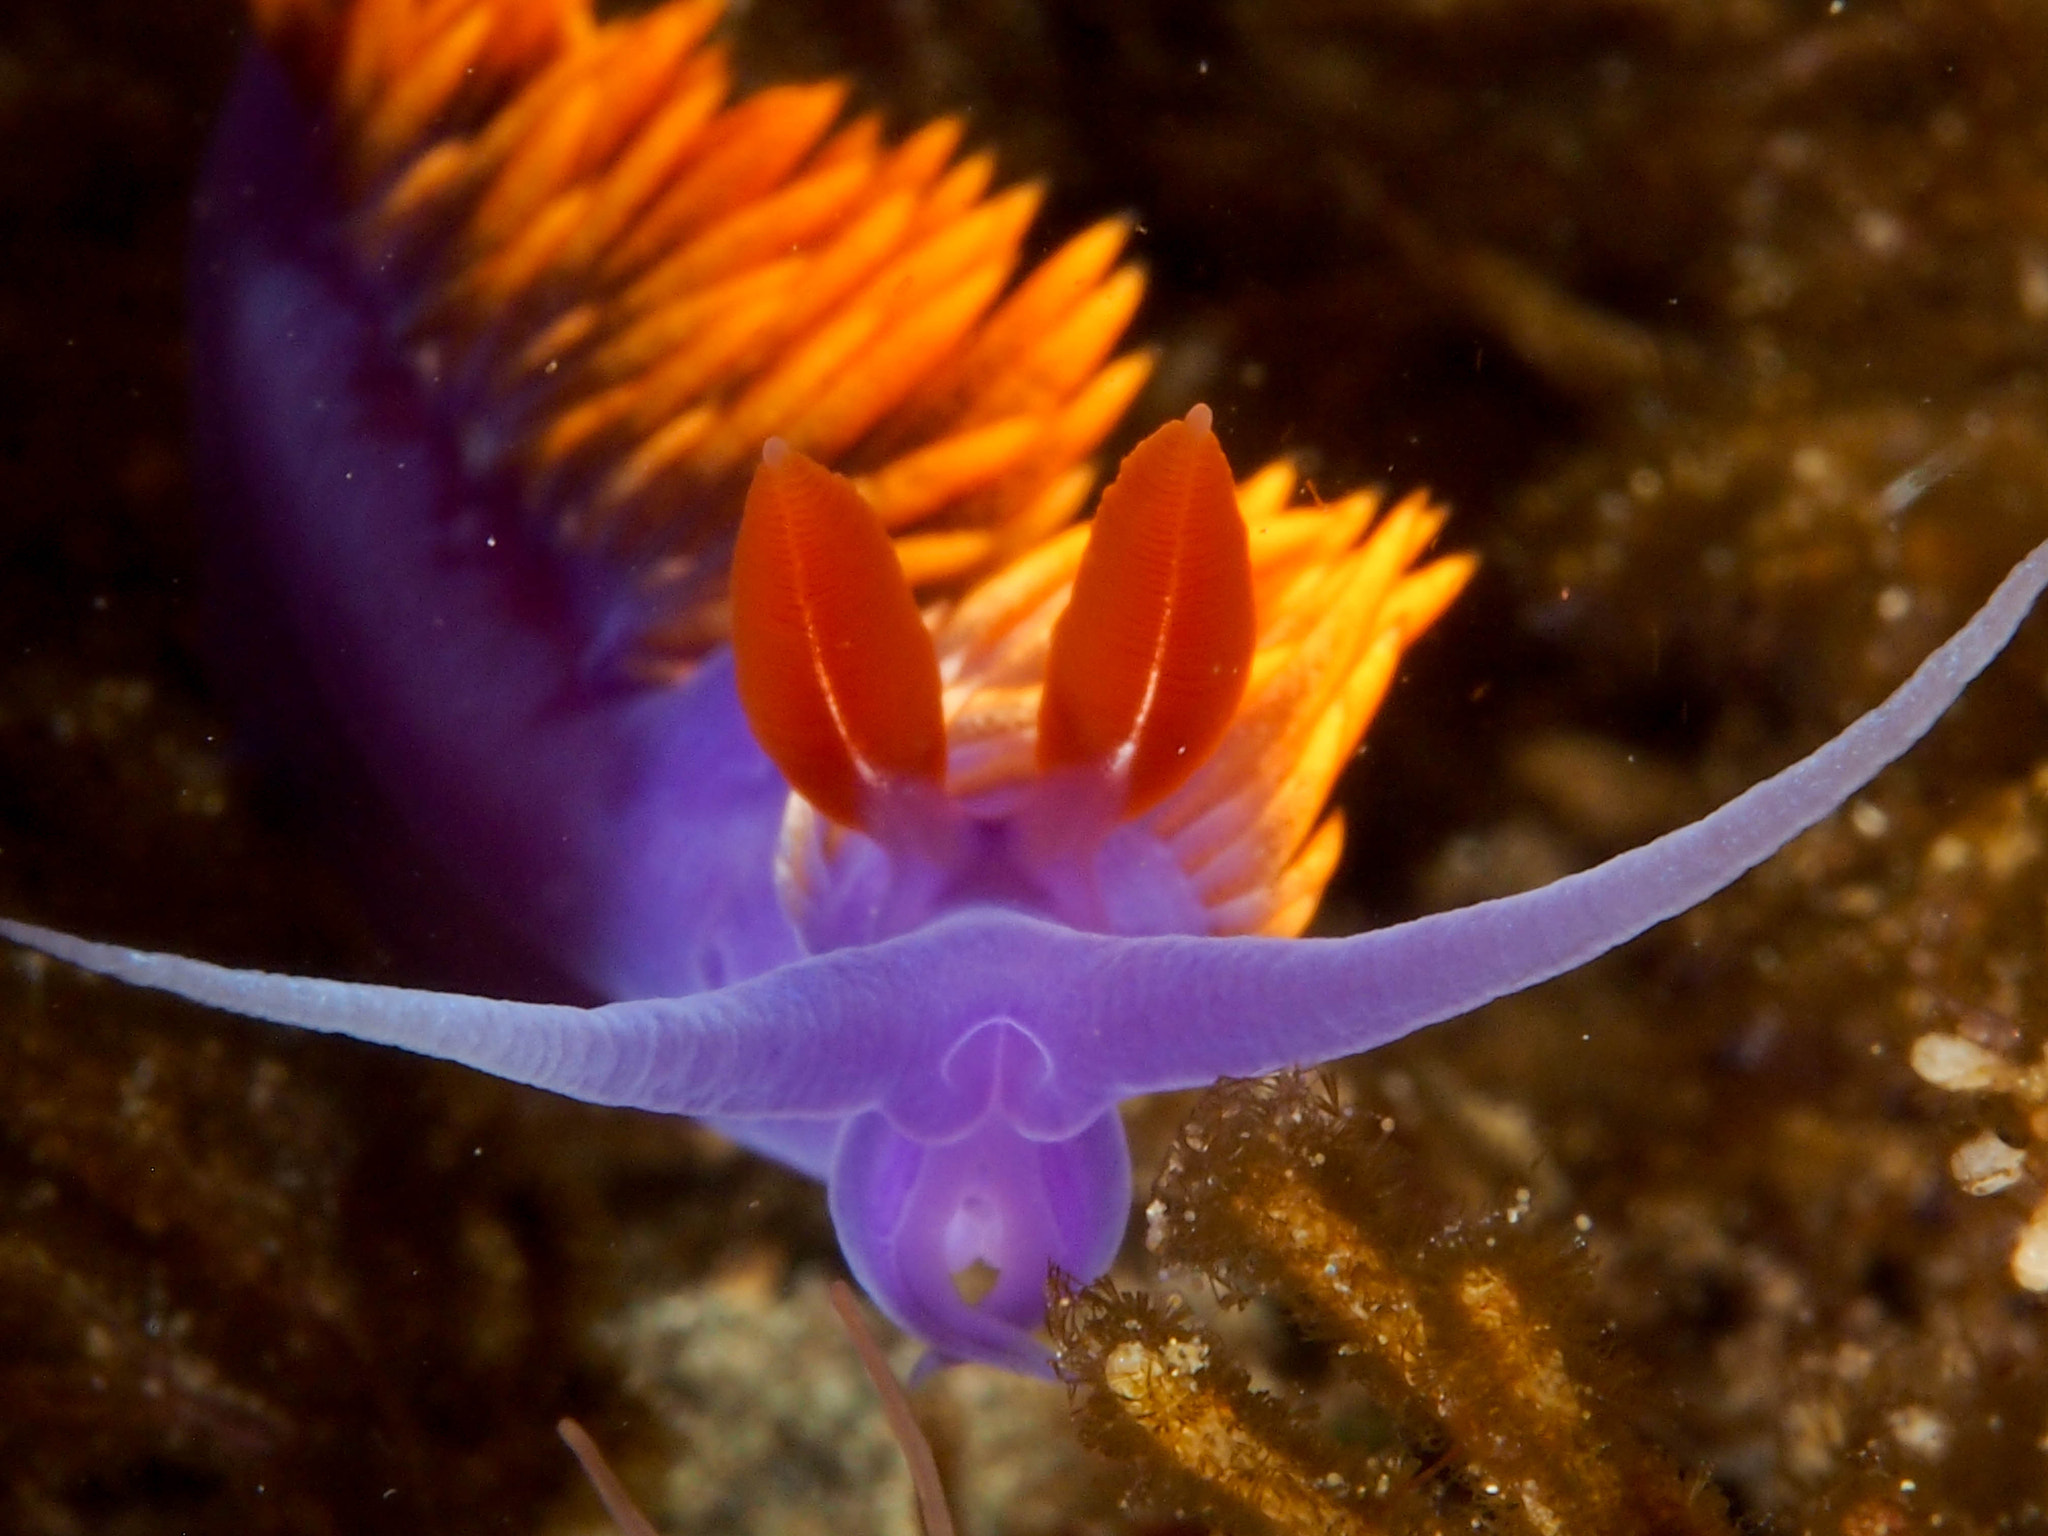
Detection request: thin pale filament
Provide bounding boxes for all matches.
[828,1280,959,1536]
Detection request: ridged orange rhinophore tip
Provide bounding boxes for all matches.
[732,441,946,829]
[1038,405,1255,817]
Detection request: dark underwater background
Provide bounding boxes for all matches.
[5,0,2048,1530]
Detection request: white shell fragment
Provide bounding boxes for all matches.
[1909,1033,2011,1093]
[1949,1131,2028,1197]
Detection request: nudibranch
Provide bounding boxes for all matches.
[6,0,2048,1377]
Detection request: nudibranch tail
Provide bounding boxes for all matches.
[1038,404,1257,817]
[731,440,946,831]
[245,0,1153,667]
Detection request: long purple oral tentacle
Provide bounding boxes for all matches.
[1067,536,2048,1095]
[0,915,913,1119]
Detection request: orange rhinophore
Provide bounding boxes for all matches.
[1038,405,1256,817]
[731,442,946,832]
[746,408,1477,941]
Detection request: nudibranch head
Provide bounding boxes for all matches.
[719,403,1470,1364]
[239,0,1153,667]
[736,405,1476,953]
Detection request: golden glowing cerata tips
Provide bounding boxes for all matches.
[253,0,1152,661]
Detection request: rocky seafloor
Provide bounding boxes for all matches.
[4,0,2048,1531]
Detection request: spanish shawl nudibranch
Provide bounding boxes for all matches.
[6,0,2048,1377]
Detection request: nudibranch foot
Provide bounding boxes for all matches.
[832,1107,1131,1378]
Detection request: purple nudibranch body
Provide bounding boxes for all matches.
[8,19,2048,1375]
